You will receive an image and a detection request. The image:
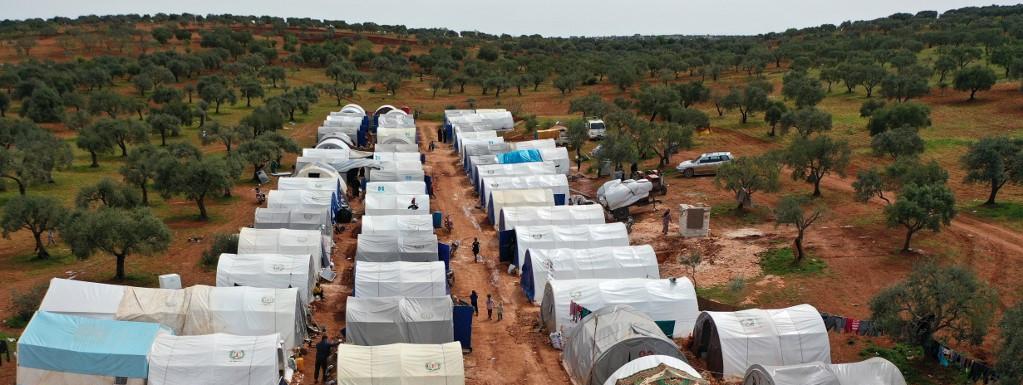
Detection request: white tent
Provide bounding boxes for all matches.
[366,181,428,195]
[345,296,454,345]
[487,189,555,225]
[521,245,659,302]
[354,261,447,297]
[237,227,327,273]
[472,161,557,192]
[537,147,570,174]
[365,193,431,215]
[513,223,629,267]
[147,333,283,385]
[477,110,514,129]
[690,304,831,378]
[455,131,498,153]
[742,358,907,385]
[317,136,354,150]
[377,111,415,129]
[216,253,315,303]
[372,152,421,163]
[510,138,556,150]
[293,161,343,180]
[318,126,359,144]
[480,174,570,209]
[38,279,308,349]
[361,215,434,234]
[377,127,417,145]
[374,143,420,153]
[597,179,654,210]
[356,232,439,262]
[278,176,347,198]
[463,142,512,169]
[254,208,330,236]
[368,166,426,182]
[267,190,335,222]
[498,204,606,232]
[340,103,366,115]
[603,355,705,385]
[336,342,464,385]
[540,278,698,338]
[303,148,351,159]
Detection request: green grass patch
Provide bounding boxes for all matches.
[696,284,746,306]
[924,137,973,151]
[710,204,772,225]
[966,200,1023,230]
[759,247,827,276]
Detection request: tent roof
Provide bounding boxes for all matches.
[353,261,447,298]
[542,278,698,338]
[498,204,605,231]
[366,181,428,195]
[511,139,556,150]
[237,228,324,272]
[294,161,343,180]
[40,278,124,318]
[303,148,351,159]
[337,342,464,384]
[372,151,421,162]
[361,214,434,233]
[317,137,354,150]
[743,358,906,385]
[277,176,346,195]
[341,103,366,115]
[346,296,452,323]
[18,311,167,379]
[603,355,704,385]
[374,143,419,153]
[598,179,654,210]
[563,305,683,385]
[514,222,629,267]
[356,231,439,262]
[216,253,314,302]
[147,333,281,385]
[364,194,431,215]
[523,245,659,302]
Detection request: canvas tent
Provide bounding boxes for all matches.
[366,181,428,195]
[511,223,629,266]
[742,358,906,385]
[361,214,434,233]
[238,227,328,272]
[267,190,339,223]
[353,261,447,297]
[365,193,431,215]
[374,143,419,153]
[37,279,308,349]
[277,176,347,199]
[454,130,498,153]
[17,311,168,385]
[487,189,555,225]
[303,148,351,159]
[336,342,464,385]
[540,278,698,338]
[563,305,685,385]
[597,179,654,210]
[521,245,659,303]
[147,333,283,385]
[316,136,354,150]
[372,151,421,163]
[356,232,440,262]
[602,355,706,385]
[481,173,570,208]
[498,204,606,232]
[254,208,331,236]
[345,296,454,345]
[510,138,557,151]
[293,161,343,180]
[368,163,426,182]
[472,161,558,192]
[216,253,315,303]
[690,304,831,379]
[377,127,417,144]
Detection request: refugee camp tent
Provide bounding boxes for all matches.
[481,174,570,208]
[463,142,512,174]
[267,190,338,223]
[364,193,431,215]
[361,214,435,233]
[540,278,698,338]
[318,126,361,146]
[336,342,465,385]
[303,148,351,159]
[316,136,354,150]
[17,311,168,385]
[478,109,514,130]
[454,130,498,153]
[366,181,428,195]
[597,179,654,210]
[374,143,420,153]
[37,279,308,349]
[511,222,629,266]
[345,296,454,345]
[237,227,327,273]
[216,253,315,303]
[563,305,685,385]
[472,161,557,192]
[278,176,347,200]
[521,245,659,302]
[538,147,570,174]
[487,189,555,225]
[254,208,331,236]
[356,232,439,262]
[341,103,366,115]
[372,151,422,163]
[353,261,447,297]
[377,127,417,144]
[497,205,607,263]
[742,358,907,385]
[147,333,283,385]
[496,147,569,174]
[690,304,831,378]
[602,355,706,385]
[368,164,426,182]
[510,138,557,151]
[377,110,414,128]
[293,161,343,180]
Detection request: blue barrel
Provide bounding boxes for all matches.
[432,211,443,228]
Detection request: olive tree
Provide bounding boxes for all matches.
[62,207,171,280]
[960,136,1023,206]
[714,154,781,210]
[774,195,824,264]
[885,182,956,252]
[996,302,1023,385]
[1,195,64,259]
[783,135,851,197]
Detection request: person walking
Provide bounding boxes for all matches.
[486,294,494,320]
[469,290,479,317]
[662,209,671,235]
[408,197,419,210]
[314,335,336,383]
[496,300,504,321]
[471,238,481,263]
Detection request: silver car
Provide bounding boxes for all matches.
[676,152,733,177]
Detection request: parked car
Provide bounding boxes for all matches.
[676,151,733,177]
[586,118,606,140]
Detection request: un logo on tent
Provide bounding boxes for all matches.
[229,350,246,361]
[740,318,758,328]
[421,311,434,320]
[425,361,442,372]
[272,264,286,272]
[569,290,582,299]
[261,296,275,305]
[530,234,543,240]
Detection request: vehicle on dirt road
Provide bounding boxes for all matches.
[676,151,733,177]
[586,118,606,140]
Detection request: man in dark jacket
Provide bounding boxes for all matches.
[469,290,479,317]
[314,335,336,383]
[471,238,481,263]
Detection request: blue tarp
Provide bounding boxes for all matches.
[496,149,542,164]
[521,254,537,301]
[498,230,517,263]
[453,305,473,351]
[438,242,451,271]
[18,311,166,379]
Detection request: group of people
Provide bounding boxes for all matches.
[468,290,504,321]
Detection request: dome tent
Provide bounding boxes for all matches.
[454,130,498,153]
[742,358,907,385]
[17,311,168,385]
[336,342,464,385]
[472,161,557,192]
[511,222,629,266]
[487,188,555,225]
[345,296,454,345]
[539,278,699,338]
[602,355,706,385]
[293,161,342,180]
[353,261,447,297]
[237,227,328,273]
[216,253,315,304]
[563,305,685,385]
[147,333,283,385]
[278,175,347,197]
[521,245,659,303]
[316,136,354,150]
[356,231,440,262]
[690,304,831,379]
[496,205,606,263]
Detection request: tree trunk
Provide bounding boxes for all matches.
[969,90,977,101]
[119,142,128,157]
[902,228,916,252]
[140,183,149,205]
[793,233,804,264]
[246,96,251,107]
[215,101,221,113]
[196,197,209,221]
[89,151,99,167]
[984,180,1001,206]
[575,148,582,172]
[32,231,49,259]
[160,132,167,146]
[115,253,127,280]
[813,177,822,198]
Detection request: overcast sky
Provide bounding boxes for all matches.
[1,0,1019,37]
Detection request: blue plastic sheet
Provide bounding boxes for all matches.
[496,149,542,164]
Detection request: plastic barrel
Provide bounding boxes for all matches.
[433,211,443,228]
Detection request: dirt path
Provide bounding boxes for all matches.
[421,121,570,385]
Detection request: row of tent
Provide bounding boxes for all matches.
[447,110,909,385]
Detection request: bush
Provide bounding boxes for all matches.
[200,233,238,270]
[8,283,48,328]
[860,343,925,383]
[728,276,746,293]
